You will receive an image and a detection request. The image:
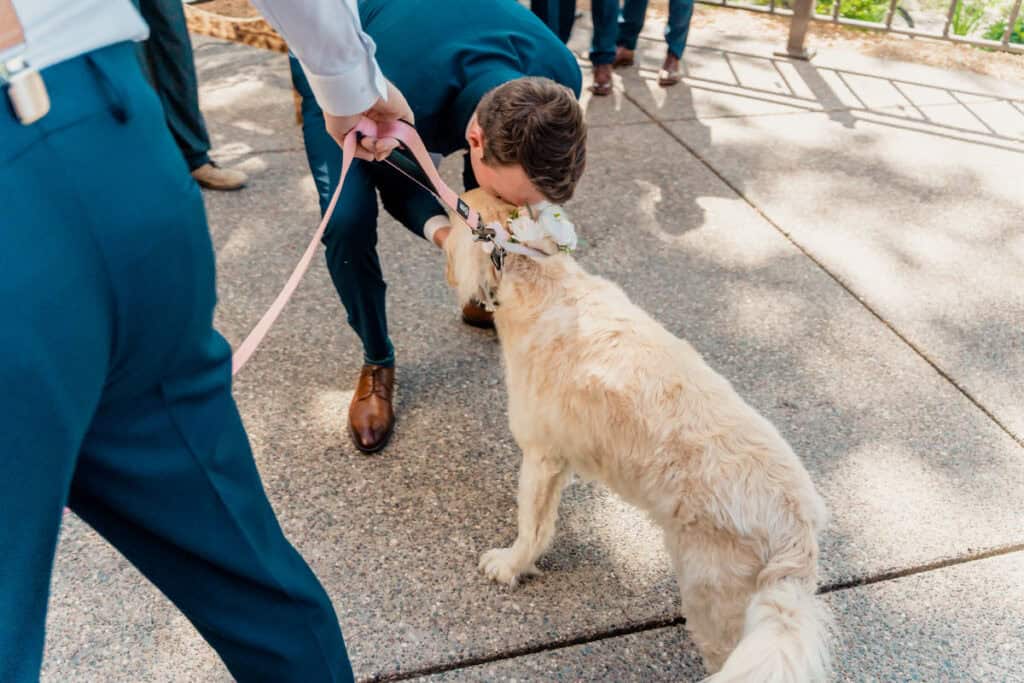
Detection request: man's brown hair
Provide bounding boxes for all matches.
[476,77,587,204]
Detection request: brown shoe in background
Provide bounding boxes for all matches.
[348,364,395,454]
[612,46,635,68]
[461,299,495,329]
[590,63,613,96]
[191,161,248,191]
[658,53,683,87]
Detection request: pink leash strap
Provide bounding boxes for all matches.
[231,118,479,375]
[231,119,362,375]
[381,121,482,231]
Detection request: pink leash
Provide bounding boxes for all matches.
[231,118,482,375]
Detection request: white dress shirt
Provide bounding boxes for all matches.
[249,0,388,116]
[0,0,148,71]
[2,0,386,119]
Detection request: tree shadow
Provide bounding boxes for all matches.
[620,36,1024,149]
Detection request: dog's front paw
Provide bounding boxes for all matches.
[479,547,538,587]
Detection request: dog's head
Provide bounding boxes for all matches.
[445,188,572,312]
[443,188,517,310]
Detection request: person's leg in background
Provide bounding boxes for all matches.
[132,0,248,190]
[289,55,397,454]
[659,0,695,85]
[558,0,578,42]
[2,42,351,682]
[530,0,578,43]
[589,0,621,95]
[614,0,650,66]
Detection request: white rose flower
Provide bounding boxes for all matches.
[537,205,577,251]
[508,215,545,244]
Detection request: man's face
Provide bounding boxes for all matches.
[466,116,545,207]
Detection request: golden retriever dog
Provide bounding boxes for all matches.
[444,188,832,681]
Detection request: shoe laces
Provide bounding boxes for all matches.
[358,366,391,401]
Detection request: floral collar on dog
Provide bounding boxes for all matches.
[472,202,577,271]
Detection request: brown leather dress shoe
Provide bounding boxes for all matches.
[613,46,635,68]
[590,63,613,96]
[461,299,495,329]
[191,161,248,191]
[658,53,683,87]
[348,364,395,454]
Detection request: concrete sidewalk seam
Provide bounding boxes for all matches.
[362,615,686,682]
[361,543,1024,682]
[820,542,1024,594]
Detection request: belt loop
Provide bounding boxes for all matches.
[84,52,130,123]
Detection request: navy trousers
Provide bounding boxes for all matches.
[132,0,213,170]
[530,0,578,42]
[591,0,695,64]
[0,43,352,682]
[289,57,452,368]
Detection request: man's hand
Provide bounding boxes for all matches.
[366,79,414,123]
[325,79,414,161]
[324,112,365,153]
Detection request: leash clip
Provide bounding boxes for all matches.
[471,223,496,242]
[490,245,506,271]
[2,55,49,125]
[469,223,504,270]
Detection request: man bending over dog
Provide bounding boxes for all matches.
[291,0,588,453]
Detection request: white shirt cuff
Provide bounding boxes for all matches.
[423,215,450,247]
[300,51,387,116]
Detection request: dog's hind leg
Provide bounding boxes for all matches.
[665,530,756,674]
[480,447,569,586]
[680,584,750,674]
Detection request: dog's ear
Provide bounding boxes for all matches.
[444,189,516,309]
[441,222,475,293]
[461,188,517,226]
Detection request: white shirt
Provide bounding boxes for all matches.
[3,0,387,118]
[0,0,148,72]
[250,0,387,117]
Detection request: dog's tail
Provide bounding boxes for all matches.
[704,525,831,683]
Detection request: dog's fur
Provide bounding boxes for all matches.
[445,189,832,681]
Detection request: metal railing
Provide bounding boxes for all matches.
[696,0,1024,58]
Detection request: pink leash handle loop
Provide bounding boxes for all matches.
[373,120,482,231]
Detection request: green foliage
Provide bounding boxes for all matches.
[814,0,889,22]
[949,0,987,36]
[747,0,911,24]
[984,15,1024,43]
